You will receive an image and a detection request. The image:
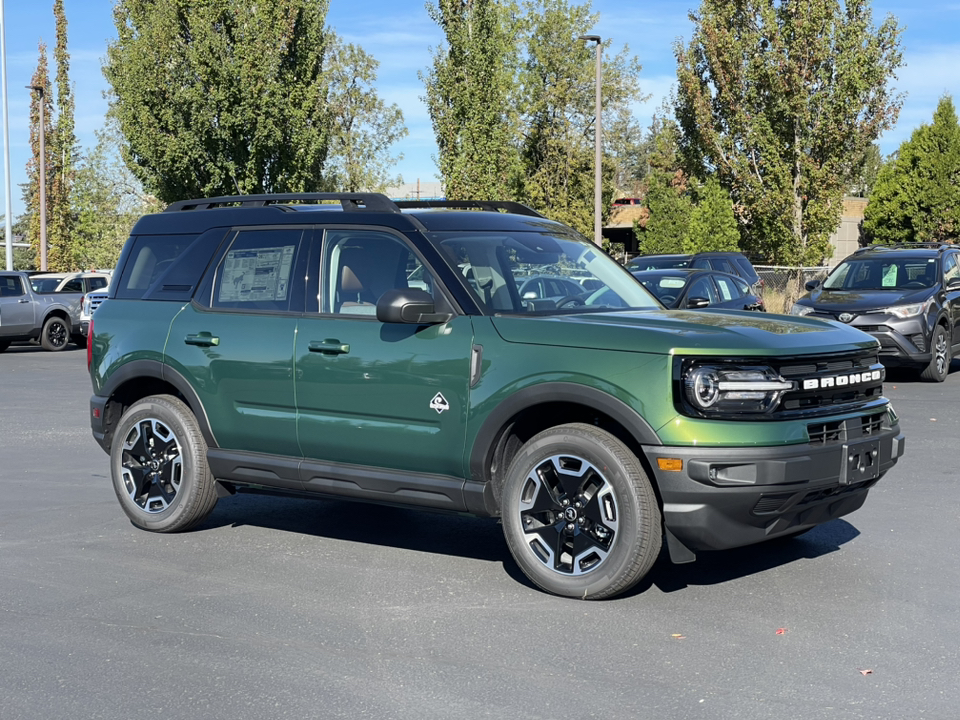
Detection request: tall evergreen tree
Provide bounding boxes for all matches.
[863,96,960,244]
[23,44,54,270]
[47,0,77,271]
[421,0,520,200]
[685,178,740,254]
[675,0,903,301]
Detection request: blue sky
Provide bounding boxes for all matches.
[1,0,958,220]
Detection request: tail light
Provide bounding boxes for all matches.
[87,317,93,371]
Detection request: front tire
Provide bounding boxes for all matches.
[110,395,218,533]
[501,423,662,600]
[40,316,70,351]
[920,325,950,382]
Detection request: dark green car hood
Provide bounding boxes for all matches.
[491,308,879,357]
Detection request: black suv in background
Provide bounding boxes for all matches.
[626,252,763,298]
[791,243,960,382]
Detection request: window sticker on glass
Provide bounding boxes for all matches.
[881,264,898,287]
[219,246,295,302]
[659,278,687,289]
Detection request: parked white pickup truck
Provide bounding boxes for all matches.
[0,271,109,351]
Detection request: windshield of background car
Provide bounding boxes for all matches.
[634,272,690,303]
[823,256,938,291]
[428,230,660,314]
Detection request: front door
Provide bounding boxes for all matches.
[0,276,35,338]
[295,229,473,478]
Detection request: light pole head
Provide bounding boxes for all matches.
[26,85,44,95]
[578,35,601,44]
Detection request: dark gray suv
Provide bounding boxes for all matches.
[791,244,960,382]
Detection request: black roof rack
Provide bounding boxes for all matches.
[394,199,545,218]
[855,242,953,254]
[163,193,400,213]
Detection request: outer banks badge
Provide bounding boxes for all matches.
[429,393,450,414]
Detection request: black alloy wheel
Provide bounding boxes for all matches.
[110,395,218,532]
[40,316,69,351]
[502,423,661,600]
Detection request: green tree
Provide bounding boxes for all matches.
[675,0,903,300]
[637,170,691,255]
[517,0,645,237]
[23,43,54,270]
[104,0,405,203]
[863,96,960,244]
[421,0,520,200]
[72,122,163,270]
[685,177,740,253]
[46,0,77,271]
[849,143,883,197]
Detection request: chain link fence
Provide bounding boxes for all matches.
[755,266,830,313]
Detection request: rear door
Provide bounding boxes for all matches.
[942,252,960,351]
[0,276,35,337]
[295,228,473,478]
[165,227,308,461]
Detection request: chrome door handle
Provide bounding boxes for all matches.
[309,340,350,355]
[184,332,220,347]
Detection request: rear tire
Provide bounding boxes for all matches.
[501,423,662,600]
[110,394,218,533]
[920,325,950,382]
[40,316,70,351]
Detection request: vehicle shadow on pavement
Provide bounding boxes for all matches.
[639,519,861,596]
[204,493,512,564]
[2,342,84,353]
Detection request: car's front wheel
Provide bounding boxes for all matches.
[501,423,662,600]
[110,395,218,533]
[920,324,951,382]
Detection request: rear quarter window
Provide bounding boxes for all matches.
[115,235,197,299]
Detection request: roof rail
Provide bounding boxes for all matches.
[394,199,545,218]
[855,242,953,253]
[163,193,400,213]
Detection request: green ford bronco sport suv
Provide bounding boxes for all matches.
[88,193,906,599]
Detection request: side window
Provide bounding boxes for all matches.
[687,276,718,304]
[711,258,737,275]
[89,277,108,291]
[714,275,743,301]
[691,257,710,270]
[944,254,959,284]
[323,230,435,315]
[211,229,303,312]
[0,276,24,297]
[116,234,195,299]
[59,279,84,293]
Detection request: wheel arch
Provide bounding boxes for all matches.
[98,360,218,451]
[468,383,663,512]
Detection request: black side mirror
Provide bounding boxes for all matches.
[686,296,710,309]
[948,276,960,289]
[376,288,452,324]
[805,279,821,291]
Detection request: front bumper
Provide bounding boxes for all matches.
[643,423,904,556]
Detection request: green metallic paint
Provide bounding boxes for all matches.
[165,303,301,457]
[90,299,184,396]
[490,309,879,357]
[294,314,474,476]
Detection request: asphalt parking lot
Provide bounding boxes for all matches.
[1,343,958,720]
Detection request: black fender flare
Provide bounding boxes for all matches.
[99,359,219,448]
[468,381,662,483]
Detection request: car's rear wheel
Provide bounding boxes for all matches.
[40,316,69,351]
[110,395,218,533]
[920,325,950,382]
[501,423,661,600]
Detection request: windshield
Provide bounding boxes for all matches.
[634,272,690,302]
[429,230,659,314]
[823,256,938,291]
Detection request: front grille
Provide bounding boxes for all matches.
[807,411,886,445]
[857,325,889,333]
[752,478,877,516]
[89,295,106,313]
[775,350,884,417]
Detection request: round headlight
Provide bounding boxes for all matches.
[688,367,720,408]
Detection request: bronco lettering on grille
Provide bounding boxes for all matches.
[801,369,882,391]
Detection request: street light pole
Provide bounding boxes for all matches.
[1,0,14,271]
[27,84,47,271]
[579,35,602,247]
